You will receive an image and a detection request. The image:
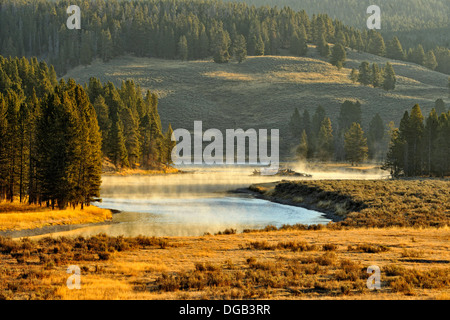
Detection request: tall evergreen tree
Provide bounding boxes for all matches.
[316,117,333,161]
[344,122,368,166]
[295,130,308,160]
[178,36,188,61]
[382,62,396,91]
[107,112,129,168]
[233,34,247,63]
[358,61,372,86]
[330,43,346,69]
[350,68,358,83]
[371,63,383,88]
[386,37,405,60]
[423,108,439,175]
[367,31,385,56]
[338,100,362,136]
[213,29,231,63]
[424,51,438,70]
[317,34,330,57]
[410,44,426,65]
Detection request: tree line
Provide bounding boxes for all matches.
[288,99,450,176]
[1,0,448,75]
[86,78,175,169]
[233,0,450,54]
[350,61,396,91]
[384,105,450,177]
[288,100,387,165]
[0,55,173,208]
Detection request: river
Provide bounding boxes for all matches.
[40,166,386,238]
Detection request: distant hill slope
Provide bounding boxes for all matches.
[64,46,449,137]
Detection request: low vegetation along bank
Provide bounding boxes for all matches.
[249,179,450,228]
[0,201,112,235]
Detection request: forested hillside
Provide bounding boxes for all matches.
[232,0,450,49]
[1,0,449,75]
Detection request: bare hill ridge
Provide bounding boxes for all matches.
[64,46,449,133]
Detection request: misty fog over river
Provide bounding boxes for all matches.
[48,166,386,237]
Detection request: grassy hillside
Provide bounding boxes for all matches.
[64,45,449,136]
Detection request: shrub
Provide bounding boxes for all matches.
[316,252,337,266]
[355,244,389,253]
[322,243,337,251]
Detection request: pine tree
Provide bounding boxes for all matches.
[316,117,333,161]
[371,63,383,88]
[408,104,425,175]
[335,30,346,46]
[107,112,129,168]
[4,90,21,202]
[355,33,364,53]
[317,34,330,57]
[213,29,230,63]
[178,36,188,61]
[289,29,307,57]
[367,31,385,56]
[350,68,358,83]
[384,125,405,178]
[433,113,450,176]
[386,37,404,60]
[87,77,103,104]
[295,130,308,160]
[80,31,93,66]
[121,106,141,167]
[100,29,113,62]
[338,100,362,135]
[0,93,8,200]
[424,51,438,70]
[93,95,111,153]
[254,34,265,56]
[382,62,396,91]
[233,34,247,63]
[302,109,313,158]
[163,124,176,165]
[298,25,308,56]
[312,105,326,136]
[358,62,372,86]
[344,122,368,166]
[411,45,426,65]
[423,109,439,175]
[330,43,346,69]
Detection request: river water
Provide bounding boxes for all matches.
[45,166,385,237]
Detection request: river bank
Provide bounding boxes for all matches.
[0,220,116,239]
[0,201,114,239]
[230,184,344,223]
[240,179,450,228]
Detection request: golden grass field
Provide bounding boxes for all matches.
[0,179,448,300]
[0,201,112,231]
[0,227,448,300]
